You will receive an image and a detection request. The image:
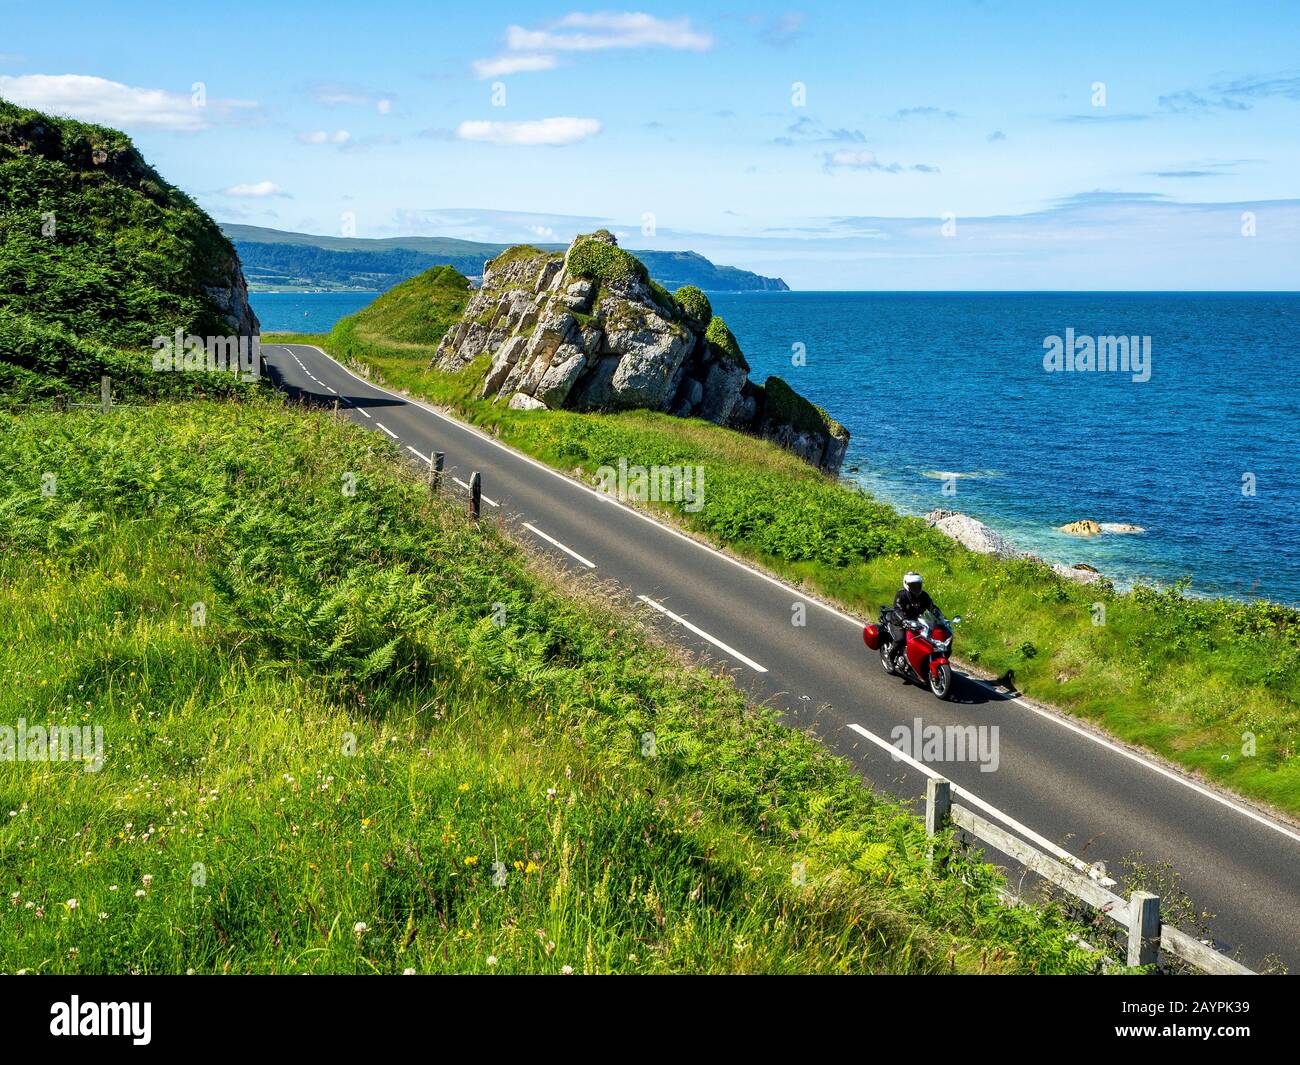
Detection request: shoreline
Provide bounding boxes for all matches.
[844,472,1298,610]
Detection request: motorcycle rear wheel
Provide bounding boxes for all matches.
[880,642,897,675]
[929,662,954,700]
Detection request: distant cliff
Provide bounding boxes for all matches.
[220,223,789,293]
[433,232,847,472]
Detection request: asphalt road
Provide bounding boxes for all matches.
[264,342,1300,971]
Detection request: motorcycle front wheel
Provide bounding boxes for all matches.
[929,662,954,700]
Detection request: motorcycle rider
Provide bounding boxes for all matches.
[886,571,946,666]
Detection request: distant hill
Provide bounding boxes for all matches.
[220,223,790,294]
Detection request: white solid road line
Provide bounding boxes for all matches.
[377,423,399,440]
[637,594,769,674]
[276,345,1300,848]
[847,723,1117,884]
[523,522,596,568]
[451,476,499,507]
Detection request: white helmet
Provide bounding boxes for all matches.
[903,571,923,594]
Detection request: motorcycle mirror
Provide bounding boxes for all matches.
[952,615,963,624]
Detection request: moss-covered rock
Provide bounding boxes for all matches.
[763,375,846,439]
[705,316,749,371]
[673,285,712,327]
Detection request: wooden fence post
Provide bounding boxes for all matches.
[469,470,481,520]
[1127,891,1161,968]
[100,376,111,413]
[429,452,444,492]
[926,777,952,869]
[926,777,952,837]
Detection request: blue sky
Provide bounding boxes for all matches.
[2,0,1297,288]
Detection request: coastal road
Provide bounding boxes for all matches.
[264,342,1300,971]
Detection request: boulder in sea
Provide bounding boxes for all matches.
[1057,520,1103,536]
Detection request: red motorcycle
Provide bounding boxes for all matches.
[863,608,961,700]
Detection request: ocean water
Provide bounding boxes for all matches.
[254,291,379,333]
[251,290,1300,605]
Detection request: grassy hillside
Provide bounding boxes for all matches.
[0,398,1102,974]
[271,266,1300,818]
[0,98,255,403]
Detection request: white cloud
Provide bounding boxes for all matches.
[471,54,560,79]
[529,224,559,240]
[310,81,396,112]
[0,73,210,130]
[473,12,710,81]
[297,129,352,145]
[455,116,600,146]
[504,12,713,52]
[223,181,286,198]
[822,149,939,174]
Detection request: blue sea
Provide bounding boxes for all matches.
[252,290,1300,605]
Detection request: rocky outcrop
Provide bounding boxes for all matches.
[432,232,850,472]
[203,248,260,338]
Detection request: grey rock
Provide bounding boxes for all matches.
[925,509,1023,561]
[536,345,587,408]
[697,358,747,424]
[507,392,548,411]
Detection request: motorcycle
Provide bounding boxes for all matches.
[863,608,962,700]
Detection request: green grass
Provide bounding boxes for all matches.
[271,323,1300,818]
[0,398,1104,974]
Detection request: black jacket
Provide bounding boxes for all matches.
[894,587,939,622]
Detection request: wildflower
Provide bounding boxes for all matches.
[525,861,540,875]
[34,907,45,918]
[486,955,498,967]
[457,782,470,792]
[142,874,153,886]
[402,968,416,975]
[561,965,574,975]
[546,788,556,801]
[463,855,478,866]
[108,885,118,892]
[99,912,108,920]
[65,899,78,910]
[353,921,368,936]
[68,948,78,959]
[135,890,145,897]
